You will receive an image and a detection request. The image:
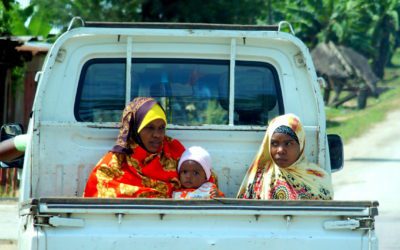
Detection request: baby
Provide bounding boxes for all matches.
[173,146,224,199]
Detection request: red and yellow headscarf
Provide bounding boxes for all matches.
[111,97,167,154]
[84,97,185,198]
[237,113,333,200]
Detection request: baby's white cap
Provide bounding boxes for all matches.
[178,146,212,180]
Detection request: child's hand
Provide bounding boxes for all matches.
[210,189,218,198]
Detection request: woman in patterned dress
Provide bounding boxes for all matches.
[237,113,333,200]
[84,97,185,198]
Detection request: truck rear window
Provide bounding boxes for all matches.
[75,59,282,126]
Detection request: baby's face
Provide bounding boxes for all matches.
[179,160,207,189]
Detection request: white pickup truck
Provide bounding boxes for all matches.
[1,19,378,249]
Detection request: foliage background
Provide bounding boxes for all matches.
[3,0,400,79]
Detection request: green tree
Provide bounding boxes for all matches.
[368,0,400,78]
[261,0,372,51]
[261,0,400,79]
[0,0,14,34]
[0,0,52,38]
[21,0,400,79]
[0,0,31,67]
[30,0,144,30]
[9,4,52,37]
[30,0,265,33]
[140,0,264,24]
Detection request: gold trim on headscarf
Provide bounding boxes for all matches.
[237,113,333,200]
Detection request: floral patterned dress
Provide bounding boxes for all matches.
[237,113,333,200]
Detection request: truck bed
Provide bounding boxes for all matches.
[28,198,378,216]
[20,198,378,250]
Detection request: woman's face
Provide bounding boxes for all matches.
[179,160,207,189]
[270,132,301,168]
[139,119,166,153]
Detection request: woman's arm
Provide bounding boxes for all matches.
[0,135,26,162]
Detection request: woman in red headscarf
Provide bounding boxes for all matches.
[84,97,185,198]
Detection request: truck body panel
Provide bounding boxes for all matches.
[16,22,378,249]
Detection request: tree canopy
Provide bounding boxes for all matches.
[2,0,400,78]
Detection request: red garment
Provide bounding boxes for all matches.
[84,136,185,198]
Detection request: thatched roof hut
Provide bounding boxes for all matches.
[311,42,379,94]
[311,42,350,79]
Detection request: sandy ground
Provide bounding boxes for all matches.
[333,109,400,250]
[0,200,18,250]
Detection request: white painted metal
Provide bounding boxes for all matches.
[17,22,378,250]
[324,219,361,230]
[37,214,376,250]
[125,36,132,105]
[229,38,236,126]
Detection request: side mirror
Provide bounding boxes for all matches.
[1,123,24,140]
[327,134,344,172]
[0,123,25,168]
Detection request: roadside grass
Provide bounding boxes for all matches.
[0,186,18,198]
[326,54,400,143]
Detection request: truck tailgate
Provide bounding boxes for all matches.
[20,198,378,250]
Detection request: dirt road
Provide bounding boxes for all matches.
[0,200,17,250]
[333,109,400,250]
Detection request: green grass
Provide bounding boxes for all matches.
[0,186,18,198]
[326,53,400,143]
